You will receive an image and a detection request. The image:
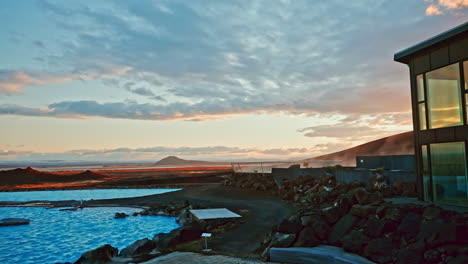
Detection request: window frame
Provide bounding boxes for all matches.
[421,144,433,202]
[417,61,467,130]
[462,61,468,125]
[416,74,428,130]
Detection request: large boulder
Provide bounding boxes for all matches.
[153,223,204,250]
[269,232,296,248]
[396,249,424,264]
[422,206,441,221]
[352,187,370,205]
[363,237,396,263]
[384,207,401,221]
[341,229,369,255]
[327,214,357,245]
[417,219,457,248]
[350,204,376,217]
[365,215,398,238]
[114,213,129,219]
[393,181,417,196]
[0,218,30,226]
[119,238,155,258]
[276,218,302,235]
[398,212,422,240]
[294,227,322,247]
[74,244,118,264]
[322,206,344,224]
[309,217,330,240]
[448,255,468,264]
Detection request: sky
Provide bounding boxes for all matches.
[0,0,467,163]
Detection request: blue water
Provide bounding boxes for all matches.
[0,188,181,202]
[0,189,182,264]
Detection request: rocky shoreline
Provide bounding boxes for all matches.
[57,201,242,264]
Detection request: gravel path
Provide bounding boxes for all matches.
[140,252,281,264]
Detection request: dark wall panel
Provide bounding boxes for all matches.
[413,54,431,75]
[455,126,468,141]
[450,36,468,63]
[434,127,457,142]
[430,46,449,69]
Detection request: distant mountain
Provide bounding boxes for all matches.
[154,156,213,166]
[0,167,108,186]
[309,131,414,166]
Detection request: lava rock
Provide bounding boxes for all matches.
[153,223,204,250]
[422,206,441,221]
[269,232,296,248]
[0,218,30,226]
[74,244,118,264]
[350,204,376,217]
[396,249,424,264]
[364,237,396,263]
[119,238,155,258]
[294,227,322,247]
[322,206,343,224]
[276,218,302,235]
[398,212,422,240]
[342,229,369,255]
[114,212,129,219]
[328,214,357,245]
[353,187,370,205]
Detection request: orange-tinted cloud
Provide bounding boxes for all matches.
[0,67,131,94]
[426,4,443,15]
[0,72,35,94]
[425,0,468,15]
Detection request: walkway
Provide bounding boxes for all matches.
[140,252,278,264]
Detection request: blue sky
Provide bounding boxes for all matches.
[0,0,467,162]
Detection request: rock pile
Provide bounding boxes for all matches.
[260,189,468,264]
[223,173,276,191]
[137,201,199,217]
[225,171,417,203]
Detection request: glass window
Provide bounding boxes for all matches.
[421,145,431,201]
[426,63,463,129]
[417,74,424,102]
[465,61,468,124]
[418,103,427,130]
[430,142,467,205]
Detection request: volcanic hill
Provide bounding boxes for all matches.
[310,131,414,166]
[0,167,108,186]
[154,156,213,166]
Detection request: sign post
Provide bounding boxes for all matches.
[201,233,212,251]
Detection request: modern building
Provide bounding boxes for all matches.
[394,22,468,206]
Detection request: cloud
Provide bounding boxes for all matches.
[26,0,431,119]
[425,0,468,15]
[0,71,35,94]
[127,87,155,97]
[0,67,131,94]
[426,4,443,15]
[2,1,463,124]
